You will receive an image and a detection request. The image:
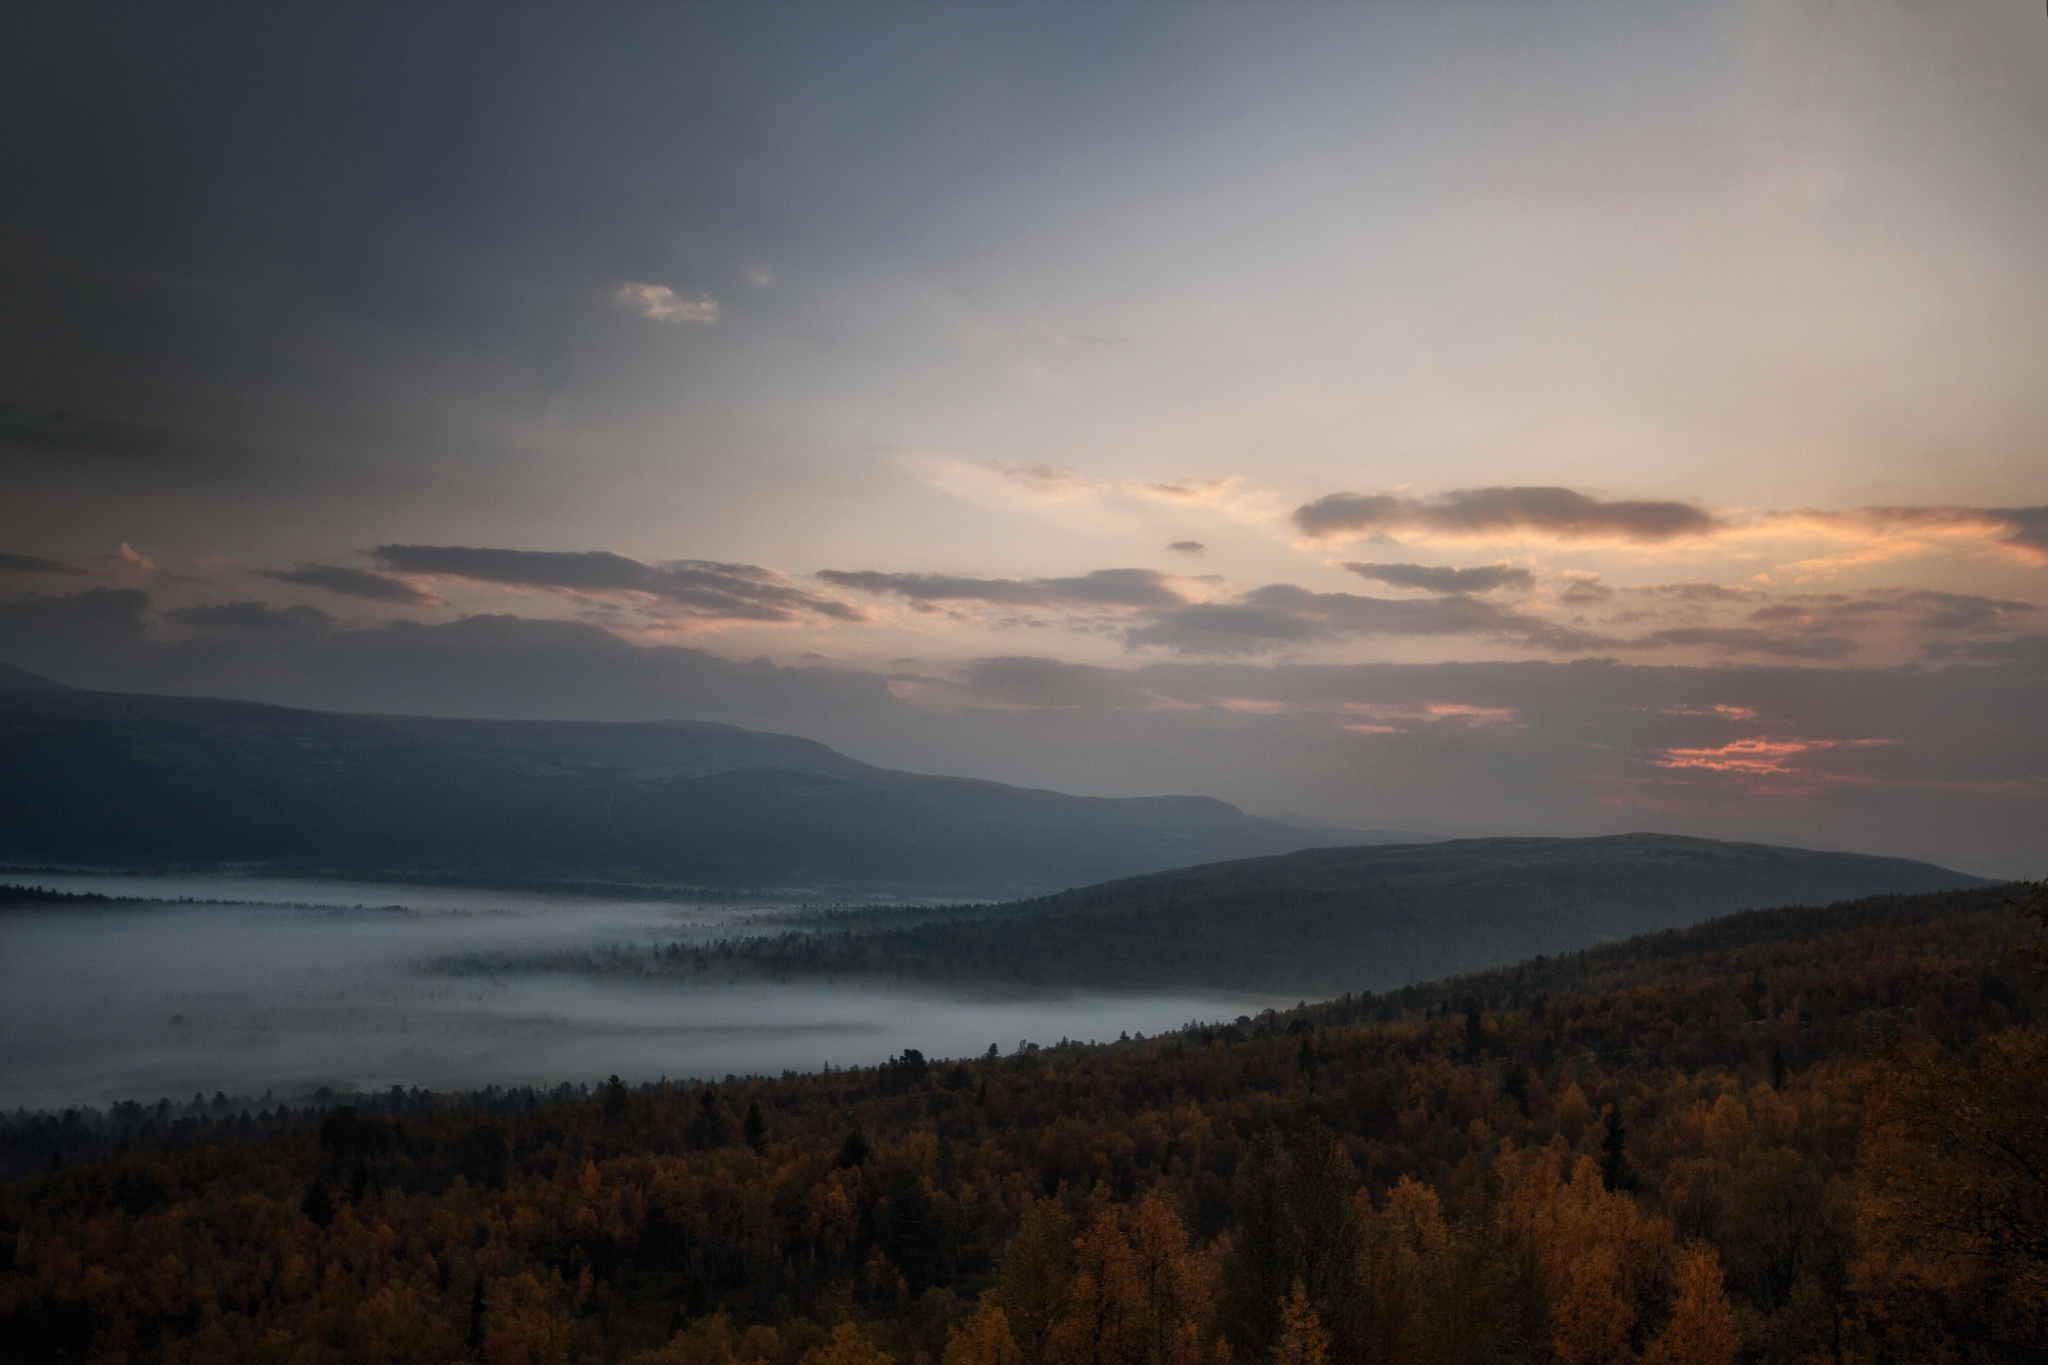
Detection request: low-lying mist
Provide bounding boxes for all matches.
[0,873,1276,1112]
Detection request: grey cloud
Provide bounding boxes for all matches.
[0,552,92,576]
[0,586,150,639]
[1167,541,1206,556]
[1851,505,2048,561]
[1922,633,2048,669]
[950,656,1143,710]
[1992,507,2048,557]
[1341,561,1536,594]
[1632,582,1766,605]
[374,546,867,623]
[1127,584,1612,657]
[1294,486,1719,543]
[263,563,443,606]
[168,601,337,633]
[1744,589,2035,635]
[0,402,178,459]
[818,567,1185,610]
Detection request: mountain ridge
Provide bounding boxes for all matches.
[0,669,1329,895]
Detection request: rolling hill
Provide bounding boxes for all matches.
[725,833,1993,992]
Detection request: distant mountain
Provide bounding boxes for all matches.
[0,662,71,692]
[731,833,1993,992]
[0,672,1330,895]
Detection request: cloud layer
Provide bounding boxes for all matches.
[263,563,443,606]
[373,546,866,624]
[1341,561,1536,594]
[818,568,1185,610]
[1295,487,1719,545]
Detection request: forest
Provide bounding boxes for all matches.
[3,881,2042,1365]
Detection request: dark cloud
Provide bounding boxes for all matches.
[0,553,92,576]
[1558,575,1612,605]
[1729,589,2035,638]
[1844,505,2048,562]
[0,402,179,459]
[374,546,867,623]
[263,563,444,606]
[1922,633,2048,669]
[168,601,337,633]
[1294,486,1719,544]
[1127,584,1612,657]
[1992,506,2048,558]
[818,567,1185,609]
[1341,561,1536,594]
[1167,541,1206,556]
[0,586,149,639]
[1632,582,1766,605]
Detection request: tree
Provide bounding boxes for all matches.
[1273,1283,1326,1365]
[1286,1122,1365,1360]
[1219,1130,1294,1359]
[1598,1108,1637,1194]
[743,1102,767,1153]
[998,1198,1077,1365]
[300,1178,335,1228]
[1644,1248,1734,1365]
[947,1303,1024,1365]
[1857,1028,2048,1356]
[802,1323,894,1365]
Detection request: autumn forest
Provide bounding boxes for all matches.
[4,882,2044,1365]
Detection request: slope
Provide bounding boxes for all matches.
[0,673,1321,895]
[728,833,1991,992]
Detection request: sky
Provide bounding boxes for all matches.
[3,1,2045,875]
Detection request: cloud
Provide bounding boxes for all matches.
[1127,584,1611,657]
[1341,561,1536,594]
[168,601,337,633]
[1766,505,2048,568]
[0,586,150,639]
[0,402,176,458]
[1167,541,1206,556]
[262,563,444,606]
[613,282,719,324]
[1627,627,1858,661]
[1294,486,1719,545]
[1744,589,2036,635]
[0,553,91,576]
[373,545,867,624]
[818,567,1186,610]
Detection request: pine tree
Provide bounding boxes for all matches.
[743,1100,767,1152]
[1598,1108,1637,1193]
[1219,1130,1296,1359]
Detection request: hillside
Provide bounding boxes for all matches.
[0,671,1326,896]
[4,882,2041,1364]
[716,833,1989,992]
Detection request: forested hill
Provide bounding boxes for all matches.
[0,670,1332,896]
[4,882,2042,1364]
[722,833,1988,993]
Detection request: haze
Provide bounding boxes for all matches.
[0,874,1274,1112]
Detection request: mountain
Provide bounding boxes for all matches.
[0,662,71,693]
[729,833,1993,992]
[0,672,1328,895]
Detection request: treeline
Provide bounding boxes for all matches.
[0,1083,604,1189]
[2,883,2042,1363]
